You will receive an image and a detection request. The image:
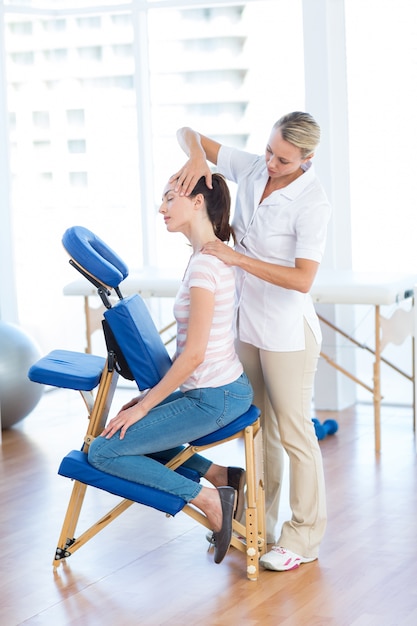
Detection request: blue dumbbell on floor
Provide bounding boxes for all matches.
[312,418,338,440]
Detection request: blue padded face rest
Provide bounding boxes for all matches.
[62,225,129,288]
[104,294,172,391]
[59,450,185,516]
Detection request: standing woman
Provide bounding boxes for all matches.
[171,112,332,571]
[88,173,254,565]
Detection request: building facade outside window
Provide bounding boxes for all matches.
[1,0,304,354]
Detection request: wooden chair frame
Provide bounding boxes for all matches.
[52,359,265,580]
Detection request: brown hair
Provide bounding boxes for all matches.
[189,174,234,242]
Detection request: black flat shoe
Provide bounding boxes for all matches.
[227,466,246,521]
[213,486,236,564]
[205,468,246,548]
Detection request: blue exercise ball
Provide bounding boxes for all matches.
[0,321,43,429]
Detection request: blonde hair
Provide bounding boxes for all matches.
[273,111,320,159]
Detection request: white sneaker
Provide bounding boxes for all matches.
[260,546,316,571]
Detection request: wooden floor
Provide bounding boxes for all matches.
[1,385,416,626]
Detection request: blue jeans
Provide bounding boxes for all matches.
[88,373,253,502]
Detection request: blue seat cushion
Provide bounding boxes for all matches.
[62,226,129,288]
[57,407,259,518]
[58,450,188,516]
[190,404,260,446]
[28,350,106,391]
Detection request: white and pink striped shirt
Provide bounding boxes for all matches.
[174,252,243,392]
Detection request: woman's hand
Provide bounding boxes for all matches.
[169,155,213,197]
[101,393,149,440]
[201,240,242,266]
[119,395,140,411]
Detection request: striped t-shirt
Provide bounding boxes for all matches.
[174,252,243,392]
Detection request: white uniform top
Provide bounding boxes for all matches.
[217,145,332,351]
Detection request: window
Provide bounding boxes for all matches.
[41,19,66,32]
[147,2,304,270]
[32,111,50,129]
[69,171,88,187]
[66,109,85,127]
[10,51,34,65]
[9,112,16,131]
[67,139,86,154]
[77,46,103,62]
[2,0,304,357]
[33,140,51,152]
[111,13,131,28]
[112,44,133,58]
[8,21,32,35]
[76,16,101,30]
[43,49,67,63]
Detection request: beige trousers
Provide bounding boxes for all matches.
[236,320,327,558]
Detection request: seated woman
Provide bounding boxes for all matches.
[88,173,253,564]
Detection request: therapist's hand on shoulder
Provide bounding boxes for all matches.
[201,240,240,265]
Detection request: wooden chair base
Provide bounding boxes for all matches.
[52,399,265,580]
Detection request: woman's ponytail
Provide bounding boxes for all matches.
[189,174,235,243]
